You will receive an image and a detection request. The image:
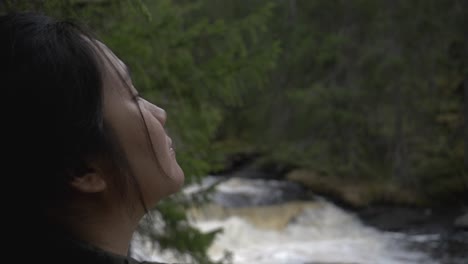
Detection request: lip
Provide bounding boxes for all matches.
[167,137,175,156]
[169,146,176,157]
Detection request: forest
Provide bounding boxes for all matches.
[2,0,466,263]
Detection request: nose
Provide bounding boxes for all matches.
[152,105,167,126]
[143,99,166,125]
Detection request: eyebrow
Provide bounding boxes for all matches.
[122,64,140,98]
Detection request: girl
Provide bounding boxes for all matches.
[1,12,184,264]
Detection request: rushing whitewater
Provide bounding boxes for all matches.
[132,177,438,264]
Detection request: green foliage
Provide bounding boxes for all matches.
[138,198,231,264]
[89,0,280,182]
[98,1,278,261]
[218,0,467,201]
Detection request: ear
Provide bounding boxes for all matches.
[70,166,107,193]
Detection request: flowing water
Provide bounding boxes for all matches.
[132,177,465,264]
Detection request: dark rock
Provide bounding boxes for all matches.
[454,212,468,229]
[357,206,460,234]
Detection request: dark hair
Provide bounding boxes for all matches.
[0,12,141,215]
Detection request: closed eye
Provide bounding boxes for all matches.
[132,93,141,101]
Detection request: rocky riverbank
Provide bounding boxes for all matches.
[284,169,468,264]
[215,163,468,263]
[284,169,467,230]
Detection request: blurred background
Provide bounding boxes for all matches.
[2,0,466,263]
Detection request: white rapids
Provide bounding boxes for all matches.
[132,177,439,264]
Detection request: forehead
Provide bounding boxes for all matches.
[96,41,127,77]
[93,40,135,95]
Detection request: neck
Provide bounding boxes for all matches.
[55,199,143,256]
[74,209,137,255]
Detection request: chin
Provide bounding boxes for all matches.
[162,165,184,196]
[171,168,185,191]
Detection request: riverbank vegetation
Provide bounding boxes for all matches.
[2,0,466,263]
[214,0,467,208]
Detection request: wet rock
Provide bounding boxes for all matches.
[187,201,319,230]
[454,213,468,229]
[358,207,432,231]
[211,177,310,207]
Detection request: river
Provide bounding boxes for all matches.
[132,177,468,264]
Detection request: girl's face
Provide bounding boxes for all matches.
[99,44,184,210]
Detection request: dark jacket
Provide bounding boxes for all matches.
[46,234,167,264]
[12,226,168,264]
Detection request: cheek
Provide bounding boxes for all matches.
[140,108,185,192]
[142,111,174,171]
[106,97,184,205]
